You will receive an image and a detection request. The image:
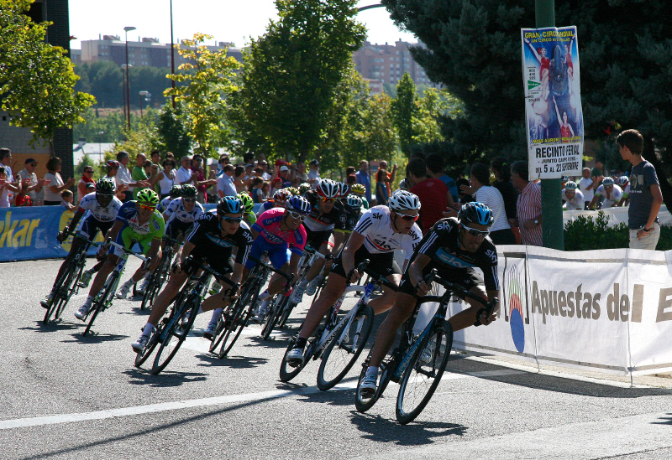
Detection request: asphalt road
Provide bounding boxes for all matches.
[2,258,672,459]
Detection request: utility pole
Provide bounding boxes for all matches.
[536,0,564,250]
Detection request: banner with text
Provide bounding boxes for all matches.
[522,26,584,180]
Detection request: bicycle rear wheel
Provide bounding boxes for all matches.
[44,255,81,324]
[279,337,311,382]
[151,296,198,374]
[355,349,394,413]
[261,295,286,340]
[395,322,453,425]
[217,304,252,358]
[134,326,161,368]
[317,305,374,391]
[82,274,117,336]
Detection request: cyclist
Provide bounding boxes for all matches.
[74,189,165,320]
[40,178,122,309]
[258,188,292,214]
[298,183,311,195]
[286,190,423,366]
[562,181,584,210]
[358,202,500,397]
[132,196,254,351]
[290,179,348,303]
[162,184,204,241]
[350,183,370,209]
[157,184,182,213]
[237,192,257,227]
[286,186,300,196]
[588,177,623,209]
[246,195,312,319]
[616,176,630,207]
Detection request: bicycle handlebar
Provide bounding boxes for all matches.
[248,255,293,283]
[183,256,235,287]
[104,237,149,262]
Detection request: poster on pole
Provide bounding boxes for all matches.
[521,26,583,180]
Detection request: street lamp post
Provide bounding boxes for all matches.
[170,0,176,109]
[124,26,136,131]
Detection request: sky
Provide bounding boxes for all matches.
[68,0,417,49]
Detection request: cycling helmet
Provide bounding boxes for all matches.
[181,184,197,198]
[298,183,311,194]
[458,202,494,226]
[136,188,159,206]
[106,160,120,169]
[388,190,421,213]
[96,178,116,194]
[273,188,292,204]
[237,192,254,214]
[398,178,409,191]
[345,194,363,209]
[617,176,629,186]
[561,175,569,183]
[338,182,350,198]
[217,196,244,216]
[285,195,312,215]
[286,186,300,196]
[602,177,615,186]
[350,183,366,195]
[316,179,339,199]
[564,181,578,191]
[169,184,183,198]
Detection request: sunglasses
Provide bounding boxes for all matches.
[397,213,419,221]
[183,198,196,203]
[320,197,335,203]
[84,170,94,173]
[222,216,243,223]
[29,163,38,167]
[462,224,490,237]
[139,204,156,210]
[287,210,307,221]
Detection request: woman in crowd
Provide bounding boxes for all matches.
[155,158,176,199]
[44,157,75,206]
[77,165,96,204]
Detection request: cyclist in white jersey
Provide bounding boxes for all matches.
[588,177,623,209]
[157,184,182,214]
[162,184,204,240]
[286,190,423,366]
[562,181,584,210]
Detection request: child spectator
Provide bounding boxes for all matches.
[15,178,34,207]
[61,190,75,210]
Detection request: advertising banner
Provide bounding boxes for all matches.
[522,26,584,180]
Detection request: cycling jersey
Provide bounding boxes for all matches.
[409,217,499,292]
[562,189,584,210]
[164,197,205,224]
[259,200,279,214]
[352,206,422,261]
[77,192,123,223]
[112,201,165,256]
[252,207,307,255]
[186,212,253,273]
[157,196,173,214]
[595,184,623,208]
[342,204,362,233]
[304,190,347,233]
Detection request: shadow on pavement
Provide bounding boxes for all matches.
[122,368,207,387]
[62,332,129,344]
[22,321,80,333]
[195,354,268,369]
[651,413,672,425]
[349,411,467,445]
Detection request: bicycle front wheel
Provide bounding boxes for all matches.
[395,322,453,425]
[317,305,374,391]
[134,327,161,368]
[261,296,286,340]
[354,348,394,413]
[82,274,117,336]
[151,297,199,374]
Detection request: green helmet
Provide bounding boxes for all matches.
[96,178,116,195]
[298,183,311,194]
[286,186,300,196]
[237,192,254,214]
[181,184,197,198]
[169,184,183,198]
[136,188,159,206]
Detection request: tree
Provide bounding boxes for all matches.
[157,105,191,157]
[390,73,419,155]
[382,0,672,205]
[165,33,240,157]
[232,0,366,163]
[75,153,96,177]
[0,0,95,155]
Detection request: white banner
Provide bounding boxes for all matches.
[446,245,672,376]
[522,26,584,180]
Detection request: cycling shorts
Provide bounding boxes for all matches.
[397,266,482,297]
[331,245,400,279]
[305,227,333,250]
[165,219,193,240]
[78,216,113,240]
[244,237,291,271]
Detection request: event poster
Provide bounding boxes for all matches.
[521,26,584,180]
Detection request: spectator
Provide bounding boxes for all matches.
[217,164,237,198]
[591,161,604,186]
[18,158,45,205]
[375,161,396,205]
[131,153,149,198]
[562,181,584,210]
[261,181,271,199]
[150,149,161,166]
[233,165,247,193]
[175,155,197,185]
[617,129,663,250]
[345,166,356,177]
[426,153,459,205]
[243,152,255,165]
[0,167,10,207]
[490,157,518,222]
[355,160,372,202]
[292,162,308,186]
[14,178,33,207]
[407,156,449,233]
[77,165,96,203]
[456,177,473,203]
[578,167,595,209]
[588,177,623,209]
[257,160,272,181]
[0,148,20,207]
[272,165,292,191]
[44,157,75,206]
[207,160,219,202]
[468,163,516,244]
[116,151,145,202]
[191,154,208,202]
[155,159,176,199]
[250,177,265,203]
[308,159,321,186]
[510,160,542,246]
[165,151,175,161]
[105,160,128,201]
[60,189,75,210]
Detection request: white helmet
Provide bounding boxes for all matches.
[617,176,629,186]
[316,179,339,199]
[602,177,615,186]
[564,181,578,191]
[388,190,421,213]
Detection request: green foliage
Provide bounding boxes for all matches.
[231,0,366,162]
[390,73,418,155]
[73,108,125,143]
[165,33,240,157]
[564,211,672,251]
[157,105,191,157]
[75,154,96,177]
[113,115,162,161]
[0,0,95,153]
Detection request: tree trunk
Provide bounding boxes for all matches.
[643,137,672,208]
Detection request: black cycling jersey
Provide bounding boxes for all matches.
[186,212,253,268]
[411,217,499,292]
[303,190,348,233]
[341,204,361,232]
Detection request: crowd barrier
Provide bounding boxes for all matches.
[0,203,262,262]
[564,204,671,227]
[415,245,672,376]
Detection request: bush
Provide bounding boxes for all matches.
[564,211,672,251]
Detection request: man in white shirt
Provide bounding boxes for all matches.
[578,167,595,210]
[175,155,198,185]
[17,158,46,204]
[0,148,20,207]
[257,160,272,181]
[217,164,237,197]
[308,159,321,187]
[115,151,146,202]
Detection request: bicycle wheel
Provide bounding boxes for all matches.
[261,295,286,340]
[151,296,199,374]
[134,326,161,368]
[82,274,117,336]
[217,303,253,359]
[317,305,374,391]
[277,298,296,328]
[396,321,453,425]
[279,336,312,382]
[43,254,81,324]
[355,349,395,413]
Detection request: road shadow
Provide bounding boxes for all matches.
[349,411,467,445]
[195,354,268,370]
[122,368,207,387]
[244,335,292,349]
[22,321,80,333]
[62,331,129,344]
[652,413,672,425]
